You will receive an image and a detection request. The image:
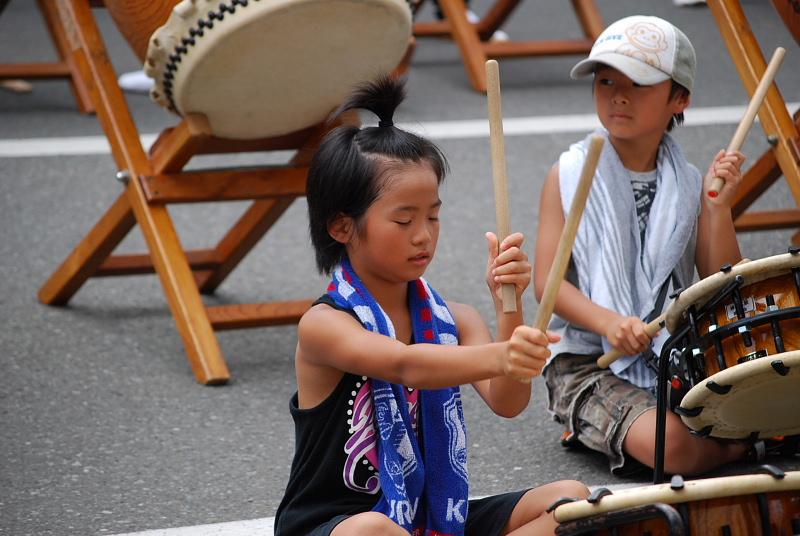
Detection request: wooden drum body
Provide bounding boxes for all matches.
[103,0,180,61]
[662,253,800,439]
[554,470,800,536]
[684,272,800,376]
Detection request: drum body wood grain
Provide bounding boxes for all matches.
[102,0,178,61]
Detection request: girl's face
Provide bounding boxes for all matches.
[347,161,441,285]
[593,65,689,143]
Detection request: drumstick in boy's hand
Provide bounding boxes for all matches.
[596,259,751,368]
[708,47,785,197]
[596,314,665,369]
[486,59,517,313]
[515,135,604,383]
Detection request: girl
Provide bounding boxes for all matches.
[273,76,588,536]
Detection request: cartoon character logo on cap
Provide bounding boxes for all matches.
[616,21,668,69]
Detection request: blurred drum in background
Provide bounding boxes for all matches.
[104,0,412,140]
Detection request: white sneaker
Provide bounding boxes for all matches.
[466,9,510,41]
[118,69,155,94]
[0,79,33,93]
[491,30,510,42]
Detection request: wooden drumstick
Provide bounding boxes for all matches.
[533,135,603,333]
[708,47,786,197]
[596,314,665,369]
[512,135,604,384]
[486,60,517,313]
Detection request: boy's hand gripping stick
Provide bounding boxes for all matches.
[596,314,665,369]
[486,60,517,313]
[596,258,750,368]
[518,135,604,383]
[708,47,786,198]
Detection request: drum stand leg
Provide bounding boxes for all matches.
[707,0,800,240]
[654,350,671,484]
[0,0,94,113]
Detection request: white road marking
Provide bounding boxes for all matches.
[109,517,274,536]
[1,103,796,158]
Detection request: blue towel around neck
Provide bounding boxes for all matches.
[327,257,468,536]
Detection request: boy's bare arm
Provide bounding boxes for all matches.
[534,165,610,335]
[696,150,745,278]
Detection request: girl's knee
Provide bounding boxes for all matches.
[528,479,590,508]
[549,479,590,501]
[331,512,405,535]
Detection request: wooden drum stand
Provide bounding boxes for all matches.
[36,0,412,384]
[411,0,604,92]
[707,0,800,241]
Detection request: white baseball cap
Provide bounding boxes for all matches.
[570,15,696,92]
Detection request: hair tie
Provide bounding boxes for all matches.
[378,120,394,128]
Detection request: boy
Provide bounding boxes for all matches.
[534,15,749,477]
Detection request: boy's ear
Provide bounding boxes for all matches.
[328,214,355,244]
[672,90,691,114]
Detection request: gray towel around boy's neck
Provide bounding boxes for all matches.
[556,129,701,380]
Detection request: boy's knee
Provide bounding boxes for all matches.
[663,425,693,454]
[662,426,701,473]
[333,512,405,535]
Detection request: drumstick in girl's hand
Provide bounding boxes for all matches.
[515,135,604,383]
[486,60,516,313]
[596,314,665,369]
[708,47,786,197]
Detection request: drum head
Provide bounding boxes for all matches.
[677,350,800,439]
[553,471,800,523]
[145,0,412,139]
[665,253,800,333]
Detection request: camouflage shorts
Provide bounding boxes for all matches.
[543,353,657,475]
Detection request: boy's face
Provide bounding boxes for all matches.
[592,65,690,142]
